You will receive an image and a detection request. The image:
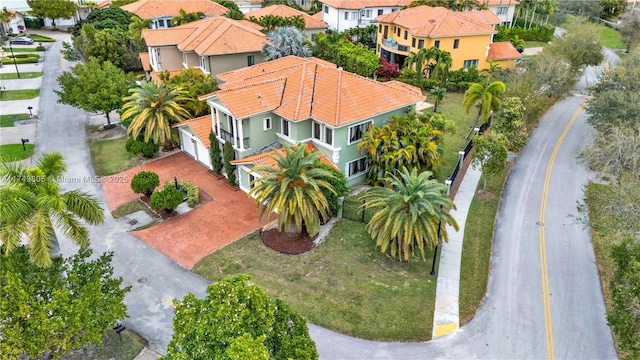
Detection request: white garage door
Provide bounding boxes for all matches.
[180,129,196,159]
[196,140,212,168]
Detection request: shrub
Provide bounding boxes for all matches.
[149,186,184,212]
[125,136,159,158]
[165,180,199,208]
[223,141,236,185]
[35,45,45,51]
[315,162,349,216]
[131,171,159,197]
[209,131,223,175]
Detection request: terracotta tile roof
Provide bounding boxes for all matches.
[376,5,495,37]
[311,12,323,21]
[465,10,501,25]
[207,56,425,127]
[139,52,151,71]
[238,19,265,32]
[172,115,213,148]
[121,0,229,19]
[245,5,329,29]
[97,0,112,8]
[488,41,522,60]
[142,17,267,56]
[320,0,411,9]
[231,142,337,170]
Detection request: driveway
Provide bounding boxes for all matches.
[101,152,266,269]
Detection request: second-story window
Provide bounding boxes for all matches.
[247,55,255,66]
[281,119,290,137]
[497,6,508,15]
[453,39,459,49]
[200,56,206,70]
[412,38,416,47]
[378,9,383,15]
[345,11,349,20]
[348,121,370,144]
[324,5,329,13]
[378,24,382,33]
[418,39,424,49]
[434,40,440,48]
[404,30,408,40]
[158,19,165,27]
[263,117,272,131]
[313,122,321,140]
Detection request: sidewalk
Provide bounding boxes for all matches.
[432,165,482,338]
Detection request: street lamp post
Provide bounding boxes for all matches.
[27,106,33,117]
[8,43,21,78]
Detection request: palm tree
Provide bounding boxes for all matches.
[404,48,437,82]
[171,9,205,27]
[360,168,458,261]
[262,26,312,60]
[121,80,191,146]
[463,80,507,138]
[248,145,335,237]
[430,86,447,113]
[429,48,452,85]
[128,15,151,41]
[0,152,105,267]
[481,60,502,83]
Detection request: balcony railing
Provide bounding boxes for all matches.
[358,19,377,26]
[219,128,250,149]
[382,39,409,52]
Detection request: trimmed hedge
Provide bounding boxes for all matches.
[149,187,184,212]
[125,136,159,158]
[165,180,199,208]
[131,171,160,197]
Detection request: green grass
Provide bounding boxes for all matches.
[458,164,510,324]
[0,113,31,127]
[88,136,140,176]
[22,34,56,42]
[2,47,42,52]
[60,329,147,360]
[112,199,160,227]
[431,92,478,182]
[193,219,440,341]
[0,144,34,162]
[523,41,548,48]
[594,24,625,49]
[0,89,40,101]
[0,72,42,80]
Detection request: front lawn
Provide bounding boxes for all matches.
[2,47,43,52]
[0,89,40,101]
[88,137,140,176]
[0,113,31,127]
[193,219,440,341]
[0,143,34,162]
[595,24,624,49]
[0,72,42,80]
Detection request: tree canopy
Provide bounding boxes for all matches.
[313,32,379,78]
[248,14,306,32]
[158,67,218,117]
[27,0,77,27]
[545,17,604,73]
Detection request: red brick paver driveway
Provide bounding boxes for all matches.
[101,152,266,269]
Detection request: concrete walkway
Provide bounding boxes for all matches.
[432,166,482,338]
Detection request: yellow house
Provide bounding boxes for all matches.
[376,5,520,70]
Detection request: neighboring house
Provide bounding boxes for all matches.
[139,52,151,80]
[375,5,520,70]
[233,0,264,13]
[479,0,519,26]
[1,10,26,35]
[121,0,229,29]
[191,56,424,191]
[487,41,521,68]
[319,0,412,32]
[244,4,329,41]
[142,16,267,75]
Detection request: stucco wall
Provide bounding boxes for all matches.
[208,52,266,76]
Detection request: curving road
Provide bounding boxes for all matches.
[34,30,617,358]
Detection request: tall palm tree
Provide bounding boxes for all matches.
[128,15,151,41]
[121,80,191,146]
[481,60,502,83]
[463,80,507,138]
[0,152,105,267]
[171,9,205,27]
[429,48,452,85]
[430,86,447,113]
[248,145,335,237]
[262,26,312,61]
[360,168,458,261]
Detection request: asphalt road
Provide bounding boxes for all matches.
[34,30,618,358]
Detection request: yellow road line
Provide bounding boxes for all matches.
[539,102,587,359]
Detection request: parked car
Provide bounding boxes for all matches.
[10,36,34,45]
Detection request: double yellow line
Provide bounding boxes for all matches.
[538,101,587,359]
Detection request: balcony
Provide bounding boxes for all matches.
[358,19,377,26]
[382,39,409,52]
[219,128,250,149]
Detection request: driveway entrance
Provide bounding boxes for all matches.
[101,152,265,269]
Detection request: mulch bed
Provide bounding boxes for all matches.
[260,227,317,255]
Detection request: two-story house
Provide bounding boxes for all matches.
[480,0,519,26]
[121,0,229,29]
[376,5,520,70]
[181,56,424,192]
[245,5,329,42]
[1,10,26,35]
[141,16,267,75]
[319,0,412,32]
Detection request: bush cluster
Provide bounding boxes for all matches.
[131,171,159,197]
[35,45,45,51]
[149,186,184,212]
[165,180,199,208]
[125,136,159,158]
[315,162,349,216]
[494,25,553,43]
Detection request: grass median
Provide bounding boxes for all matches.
[0,89,40,101]
[0,72,42,80]
[0,113,32,127]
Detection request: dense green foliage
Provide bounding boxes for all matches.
[494,24,553,43]
[56,58,135,125]
[406,0,486,11]
[171,9,205,26]
[125,136,160,158]
[263,27,312,60]
[609,237,640,357]
[0,246,130,360]
[158,67,218,117]
[209,131,224,175]
[71,7,136,35]
[403,47,452,87]
[471,132,509,190]
[463,80,506,136]
[314,162,349,216]
[545,17,604,73]
[166,275,318,360]
[149,186,184,212]
[165,179,199,208]
[130,171,160,197]
[27,0,77,28]
[360,168,458,261]
[492,96,528,151]
[223,141,237,185]
[313,32,379,77]
[248,14,305,31]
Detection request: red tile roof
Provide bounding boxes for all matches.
[97,0,112,8]
[121,0,229,18]
[376,5,495,37]
[172,115,214,148]
[464,10,501,25]
[245,5,329,29]
[320,0,412,9]
[205,56,424,127]
[231,142,338,170]
[488,41,522,60]
[139,52,151,71]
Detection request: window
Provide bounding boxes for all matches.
[404,30,408,40]
[453,39,459,49]
[345,11,349,20]
[463,59,479,68]
[325,128,333,145]
[496,6,508,15]
[397,27,400,36]
[378,9,383,15]
[263,117,272,131]
[313,122,321,140]
[348,121,370,144]
[324,5,328,13]
[391,8,397,12]
[351,11,357,20]
[247,55,255,66]
[200,56,206,70]
[312,122,334,145]
[366,10,372,17]
[347,157,367,177]
[412,38,416,47]
[378,24,382,33]
[281,119,290,137]
[311,34,316,42]
[249,173,257,189]
[158,19,165,27]
[434,40,440,48]
[418,39,424,49]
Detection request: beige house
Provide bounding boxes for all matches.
[142,16,268,76]
[121,0,230,29]
[245,5,329,42]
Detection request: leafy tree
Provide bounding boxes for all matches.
[214,0,245,20]
[1,7,12,36]
[618,12,640,53]
[223,141,237,185]
[56,58,135,126]
[158,67,218,117]
[430,86,446,113]
[27,0,78,28]
[79,6,136,33]
[376,57,401,81]
[314,162,349,216]
[121,81,191,146]
[128,15,152,41]
[599,0,626,19]
[247,145,335,237]
[209,131,224,175]
[131,171,160,197]
[0,152,104,267]
[166,275,318,360]
[248,14,305,32]
[463,80,506,138]
[171,8,205,26]
[86,28,127,68]
[360,167,458,261]
[149,186,184,212]
[344,25,377,45]
[545,17,604,73]
[263,26,312,60]
[492,96,528,151]
[471,132,509,190]
[112,0,137,7]
[0,246,130,360]
[313,32,379,77]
